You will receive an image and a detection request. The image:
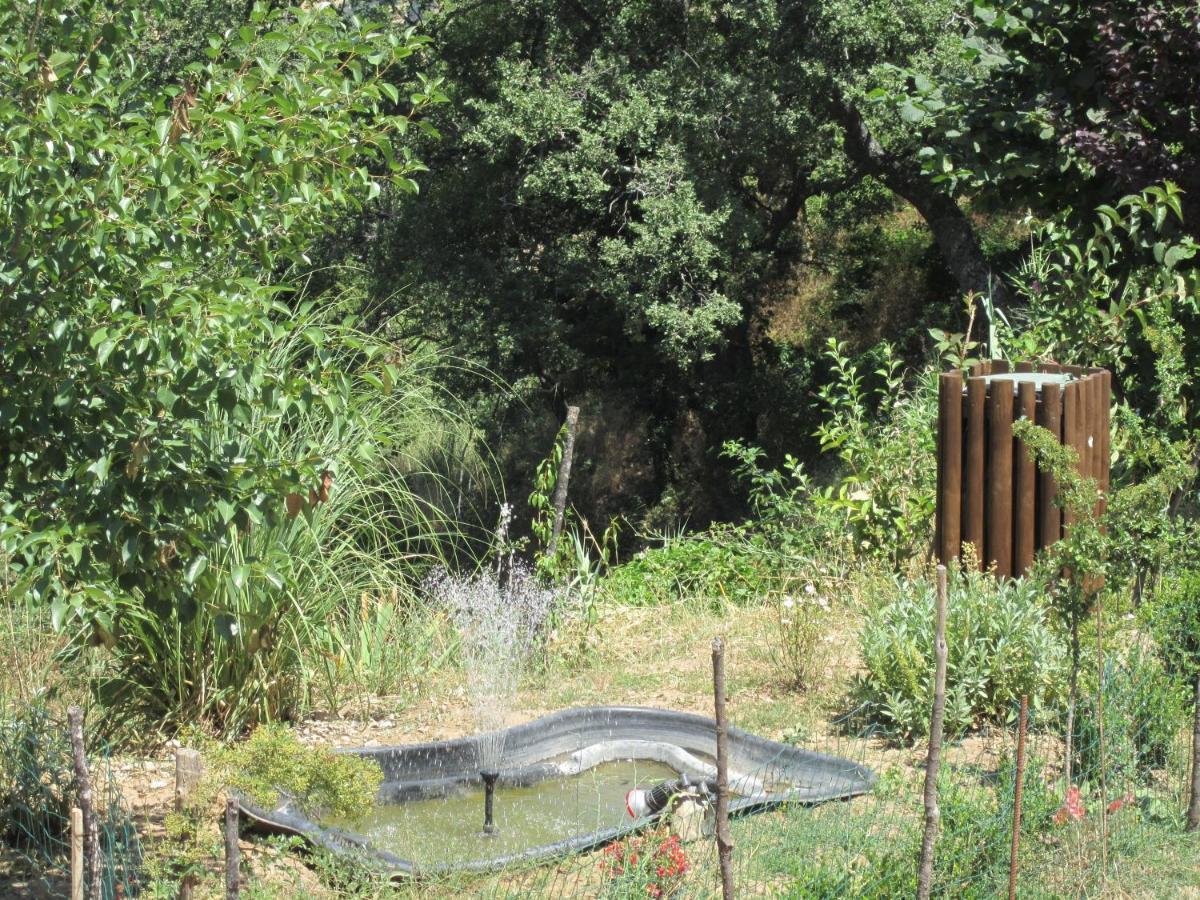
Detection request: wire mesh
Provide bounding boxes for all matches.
[373,632,1194,898]
[0,707,144,899]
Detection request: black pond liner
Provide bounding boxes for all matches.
[237,706,875,878]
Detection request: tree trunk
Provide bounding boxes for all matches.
[830,88,1007,306]
[546,404,580,558]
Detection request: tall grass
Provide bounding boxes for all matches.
[90,307,497,739]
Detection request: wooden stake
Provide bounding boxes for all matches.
[1188,672,1200,832]
[70,807,83,900]
[711,637,735,900]
[225,798,240,899]
[175,749,203,812]
[67,706,101,900]
[1007,696,1029,900]
[546,404,581,558]
[917,566,949,900]
[176,749,203,900]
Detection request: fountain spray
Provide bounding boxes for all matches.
[430,509,557,838]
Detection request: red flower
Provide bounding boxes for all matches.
[1053,785,1086,825]
[1107,791,1134,815]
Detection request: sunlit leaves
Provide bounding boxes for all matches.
[0,1,440,624]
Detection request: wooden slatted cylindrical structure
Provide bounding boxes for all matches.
[935,362,1110,577]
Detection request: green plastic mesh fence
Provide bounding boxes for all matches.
[374,635,1194,899]
[0,707,144,899]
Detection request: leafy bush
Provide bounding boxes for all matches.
[858,569,1066,740]
[724,340,937,569]
[90,328,487,737]
[599,825,689,899]
[601,529,774,608]
[1071,645,1189,784]
[219,724,382,820]
[1143,567,1200,686]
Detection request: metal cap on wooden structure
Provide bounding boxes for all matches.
[935,360,1110,577]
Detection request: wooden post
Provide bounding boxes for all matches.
[225,798,240,899]
[1007,696,1029,900]
[546,404,581,558]
[175,749,203,811]
[176,749,203,900]
[1037,382,1063,549]
[1015,382,1037,575]
[711,638,735,900]
[67,707,101,900]
[965,378,987,568]
[1188,673,1200,832]
[988,380,1014,576]
[938,373,963,563]
[917,566,950,900]
[70,807,84,900]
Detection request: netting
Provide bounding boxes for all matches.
[2,632,1193,898]
[0,707,144,899]
[370,636,1195,898]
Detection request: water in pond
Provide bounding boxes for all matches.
[327,759,679,866]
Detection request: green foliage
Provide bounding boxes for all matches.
[725,339,937,568]
[219,724,382,820]
[0,0,443,641]
[771,585,833,691]
[1071,646,1190,784]
[891,1,1200,223]
[91,321,487,737]
[0,706,73,863]
[1143,567,1200,681]
[600,530,769,608]
[858,569,1067,740]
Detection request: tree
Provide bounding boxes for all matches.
[0,1,441,647]
[897,1,1200,229]
[361,0,975,515]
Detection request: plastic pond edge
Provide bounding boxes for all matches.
[236,705,876,878]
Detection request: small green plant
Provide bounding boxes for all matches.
[857,568,1067,740]
[144,723,382,897]
[0,705,73,864]
[600,529,771,608]
[1071,645,1189,785]
[772,582,832,691]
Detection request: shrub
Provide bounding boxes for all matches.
[0,706,73,863]
[600,826,689,899]
[1071,644,1189,784]
[600,529,773,608]
[858,569,1067,740]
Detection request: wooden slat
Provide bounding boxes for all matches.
[988,379,1015,577]
[1038,383,1063,551]
[1015,361,1033,374]
[965,377,987,569]
[938,373,964,563]
[1063,381,1082,531]
[991,359,1011,375]
[1015,381,1037,575]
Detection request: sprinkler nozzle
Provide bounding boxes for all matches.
[626,777,717,818]
[481,770,499,835]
